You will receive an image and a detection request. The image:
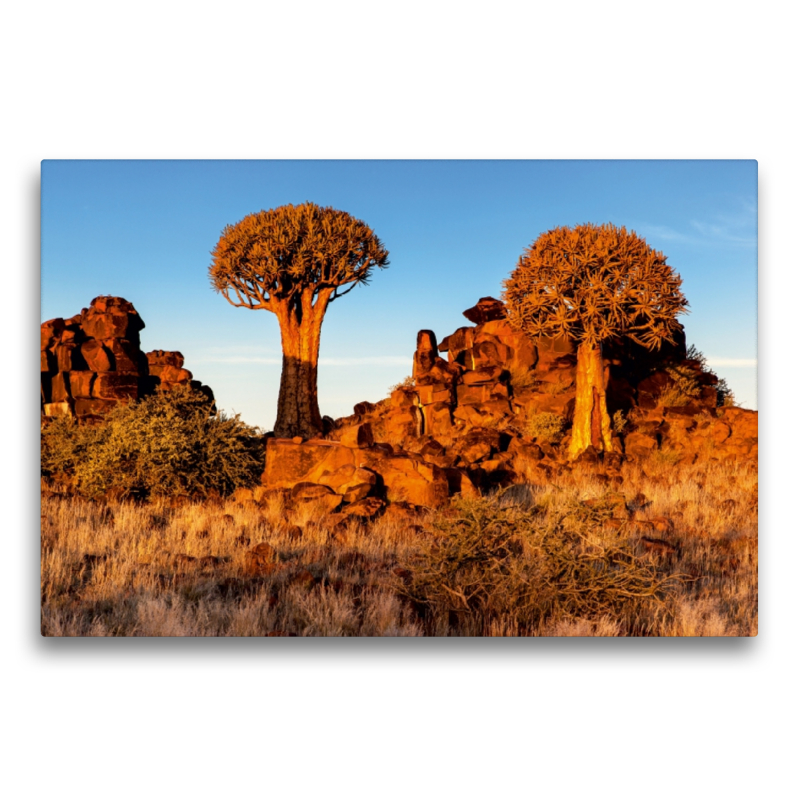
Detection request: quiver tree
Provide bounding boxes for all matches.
[209,203,389,438]
[503,223,688,459]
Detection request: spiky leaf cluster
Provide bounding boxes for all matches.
[209,202,389,310]
[503,223,688,349]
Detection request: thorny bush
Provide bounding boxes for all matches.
[41,384,263,500]
[399,495,684,635]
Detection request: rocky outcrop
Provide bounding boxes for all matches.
[43,294,753,514]
[309,295,756,507]
[41,296,213,423]
[262,438,449,509]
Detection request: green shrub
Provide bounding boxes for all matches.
[41,385,263,499]
[398,496,682,634]
[524,411,564,444]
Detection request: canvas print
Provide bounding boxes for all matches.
[40,160,758,636]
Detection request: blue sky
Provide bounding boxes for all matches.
[41,160,757,429]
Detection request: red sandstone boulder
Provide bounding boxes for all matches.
[389,387,417,409]
[263,439,356,489]
[81,310,139,341]
[151,364,193,383]
[339,422,375,449]
[69,371,95,399]
[415,383,453,405]
[451,428,501,465]
[464,340,510,370]
[416,357,462,387]
[319,465,377,503]
[413,330,439,380]
[146,350,185,369]
[53,343,84,372]
[341,497,385,519]
[439,326,475,359]
[59,326,83,344]
[93,373,139,400]
[357,450,449,507]
[41,297,211,423]
[456,383,492,406]
[50,372,71,402]
[43,401,73,417]
[81,297,145,342]
[342,482,374,503]
[474,319,516,341]
[420,402,455,438]
[290,482,342,513]
[375,407,422,444]
[102,339,143,374]
[720,407,758,439]
[444,468,481,498]
[462,366,507,386]
[80,340,113,372]
[624,431,659,457]
[41,318,66,350]
[353,400,377,417]
[462,297,507,324]
[707,420,732,445]
[453,398,512,428]
[635,371,673,409]
[243,543,278,576]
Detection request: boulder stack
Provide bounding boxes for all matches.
[306,296,757,507]
[41,296,213,423]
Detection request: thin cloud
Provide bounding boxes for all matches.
[321,356,410,366]
[636,198,756,249]
[689,220,755,246]
[706,358,757,368]
[193,354,410,366]
[634,224,693,243]
[194,356,282,364]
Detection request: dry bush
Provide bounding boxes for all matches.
[41,384,263,500]
[388,375,414,393]
[508,365,537,391]
[660,363,703,406]
[398,496,683,636]
[523,411,565,445]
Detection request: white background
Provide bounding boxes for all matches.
[3,2,794,798]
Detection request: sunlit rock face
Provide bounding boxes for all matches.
[41,296,213,423]
[312,296,755,507]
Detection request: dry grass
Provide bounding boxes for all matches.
[41,455,756,636]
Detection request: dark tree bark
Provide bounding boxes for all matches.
[272,288,331,439]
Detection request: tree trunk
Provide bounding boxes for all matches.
[273,292,329,439]
[567,341,615,459]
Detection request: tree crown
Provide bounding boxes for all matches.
[209,202,389,311]
[502,223,688,349]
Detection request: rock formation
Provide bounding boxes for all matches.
[41,296,213,423]
[42,294,755,514]
[260,296,757,511]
